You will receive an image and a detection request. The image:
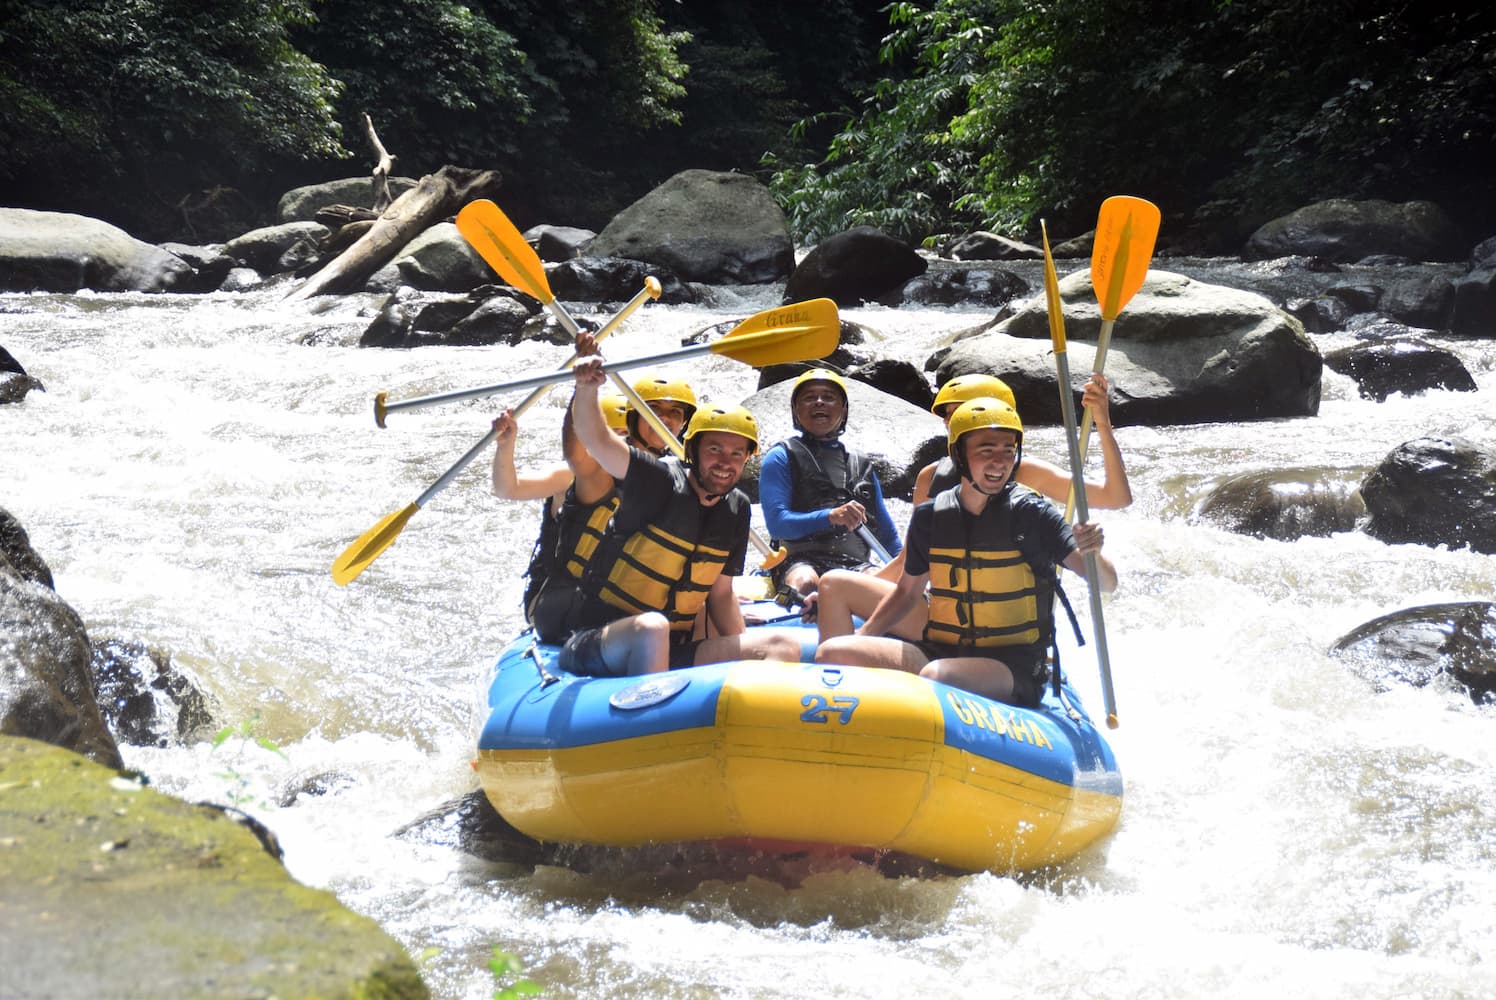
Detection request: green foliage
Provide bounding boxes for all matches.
[771,0,1496,248]
[210,712,286,810]
[0,0,345,238]
[488,947,542,999]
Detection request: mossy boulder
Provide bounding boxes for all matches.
[0,736,426,999]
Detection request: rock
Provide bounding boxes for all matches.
[740,376,946,501]
[0,736,426,998]
[388,221,491,291]
[275,176,421,223]
[0,370,46,405]
[1243,198,1464,263]
[223,221,329,274]
[158,241,236,292]
[0,546,122,768]
[0,506,54,588]
[524,224,595,262]
[590,169,793,284]
[90,638,218,748]
[1379,272,1455,329]
[934,269,1322,426]
[545,256,698,305]
[943,231,1043,261]
[0,208,194,293]
[1190,468,1366,540]
[1321,338,1476,401]
[899,266,1028,308]
[1330,602,1496,702]
[1450,266,1496,337]
[1360,437,1496,553]
[784,226,927,306]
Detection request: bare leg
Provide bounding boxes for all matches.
[815,570,926,643]
[597,612,672,675]
[694,628,806,665]
[783,562,820,597]
[814,634,929,674]
[920,656,1016,702]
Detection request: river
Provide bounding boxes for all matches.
[3,271,1494,999]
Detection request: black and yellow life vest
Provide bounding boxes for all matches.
[523,487,620,625]
[582,460,746,632]
[923,485,1056,652]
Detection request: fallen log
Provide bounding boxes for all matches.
[286,165,501,301]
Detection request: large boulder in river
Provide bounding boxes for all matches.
[933,269,1322,426]
[1,508,122,768]
[1321,337,1476,401]
[1359,436,1496,553]
[739,377,947,502]
[1190,467,1366,541]
[0,208,194,293]
[590,169,793,284]
[1242,198,1463,263]
[783,226,927,306]
[1330,602,1496,702]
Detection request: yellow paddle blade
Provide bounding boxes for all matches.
[1091,195,1160,321]
[1040,221,1068,352]
[455,199,554,304]
[330,503,419,586]
[708,298,840,368]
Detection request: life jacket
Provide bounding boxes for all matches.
[923,484,1057,653]
[523,487,619,627]
[771,436,884,563]
[580,459,746,633]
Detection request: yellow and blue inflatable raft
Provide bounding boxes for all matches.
[474,616,1122,874]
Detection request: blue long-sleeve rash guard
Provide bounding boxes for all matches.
[759,439,902,556]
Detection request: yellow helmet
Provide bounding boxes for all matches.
[683,404,759,456]
[947,396,1024,482]
[599,392,630,432]
[790,367,850,435]
[932,373,1017,416]
[629,373,698,418]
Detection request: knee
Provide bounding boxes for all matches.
[637,612,670,639]
[814,638,845,664]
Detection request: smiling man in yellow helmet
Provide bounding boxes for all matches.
[530,340,803,676]
[814,397,1116,707]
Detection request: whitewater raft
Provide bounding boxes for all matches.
[473,612,1122,874]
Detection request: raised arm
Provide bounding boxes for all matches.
[1016,374,1132,509]
[571,354,632,481]
[491,409,572,502]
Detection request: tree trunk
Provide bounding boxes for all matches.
[286,165,501,301]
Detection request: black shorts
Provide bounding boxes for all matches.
[913,640,1048,708]
[557,625,702,676]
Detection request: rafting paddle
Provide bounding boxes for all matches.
[332,283,659,586]
[1064,195,1159,521]
[1043,219,1119,729]
[332,300,838,585]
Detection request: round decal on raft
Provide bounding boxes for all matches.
[609,674,692,710]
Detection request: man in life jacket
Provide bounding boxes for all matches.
[806,371,1131,640]
[533,352,803,676]
[813,397,1117,707]
[758,368,902,600]
[491,392,630,624]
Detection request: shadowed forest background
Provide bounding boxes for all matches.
[3,0,1493,251]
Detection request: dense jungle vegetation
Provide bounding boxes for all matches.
[2,0,1493,251]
